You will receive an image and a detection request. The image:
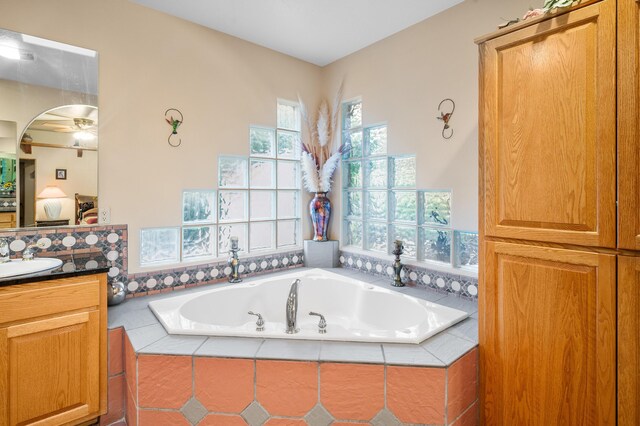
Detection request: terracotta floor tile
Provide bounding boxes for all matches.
[320,363,384,421]
[124,333,137,400]
[199,414,249,426]
[257,360,318,417]
[263,419,307,426]
[125,384,137,426]
[109,327,124,376]
[447,348,478,421]
[138,355,192,409]
[195,357,254,413]
[100,375,125,425]
[450,402,479,426]
[387,365,446,425]
[138,410,190,426]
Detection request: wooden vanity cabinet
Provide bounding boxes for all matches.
[0,274,107,426]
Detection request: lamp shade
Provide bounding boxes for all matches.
[37,186,67,199]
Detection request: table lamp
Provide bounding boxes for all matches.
[37,186,67,220]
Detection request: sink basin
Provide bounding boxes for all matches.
[0,258,63,279]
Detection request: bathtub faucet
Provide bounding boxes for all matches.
[285,279,301,334]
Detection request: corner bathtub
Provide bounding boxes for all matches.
[149,269,468,344]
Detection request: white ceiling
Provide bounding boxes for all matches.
[130,0,464,66]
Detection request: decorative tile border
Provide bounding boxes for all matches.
[0,225,303,297]
[339,249,478,300]
[125,249,304,297]
[0,225,129,285]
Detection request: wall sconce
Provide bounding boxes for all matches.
[37,186,67,220]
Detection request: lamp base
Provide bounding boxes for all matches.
[43,199,62,220]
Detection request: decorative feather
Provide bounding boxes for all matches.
[298,81,344,194]
[330,81,344,146]
[317,100,330,147]
[319,152,341,192]
[301,152,320,193]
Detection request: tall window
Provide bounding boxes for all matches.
[341,100,478,271]
[140,100,302,267]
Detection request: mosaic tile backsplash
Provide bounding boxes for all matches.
[0,225,304,297]
[339,249,478,300]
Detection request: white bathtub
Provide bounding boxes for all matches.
[149,269,468,344]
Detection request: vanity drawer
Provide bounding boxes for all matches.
[0,274,102,325]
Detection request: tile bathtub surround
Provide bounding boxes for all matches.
[119,346,478,426]
[103,267,479,425]
[339,248,479,300]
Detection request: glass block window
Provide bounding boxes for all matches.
[250,127,276,157]
[421,190,451,227]
[219,156,248,188]
[183,190,215,224]
[420,227,452,264]
[341,100,476,271]
[141,100,302,267]
[182,226,216,260]
[140,228,180,266]
[454,231,479,269]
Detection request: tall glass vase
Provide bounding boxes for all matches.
[309,192,331,241]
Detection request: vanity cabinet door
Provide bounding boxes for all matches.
[480,241,616,425]
[479,0,616,248]
[619,255,640,426]
[618,0,640,251]
[0,309,101,426]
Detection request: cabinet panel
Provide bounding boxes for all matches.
[619,255,640,426]
[480,0,616,248]
[480,241,616,425]
[0,310,100,426]
[618,0,640,250]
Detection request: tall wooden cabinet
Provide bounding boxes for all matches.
[477,0,638,424]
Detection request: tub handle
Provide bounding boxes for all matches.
[309,312,327,334]
[248,311,265,331]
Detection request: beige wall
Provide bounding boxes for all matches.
[0,0,532,273]
[322,0,532,239]
[0,0,322,273]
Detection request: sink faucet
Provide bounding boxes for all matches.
[285,279,301,334]
[0,238,9,263]
[22,243,44,261]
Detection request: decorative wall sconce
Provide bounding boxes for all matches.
[437,99,455,139]
[165,108,183,147]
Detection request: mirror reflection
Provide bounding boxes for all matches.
[0,28,98,229]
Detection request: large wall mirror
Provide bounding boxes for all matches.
[0,28,98,229]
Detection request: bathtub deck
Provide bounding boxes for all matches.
[108,267,478,367]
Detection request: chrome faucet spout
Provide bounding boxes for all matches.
[285,279,301,334]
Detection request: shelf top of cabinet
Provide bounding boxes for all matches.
[474,0,601,45]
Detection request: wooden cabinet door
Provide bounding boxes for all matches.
[480,241,616,425]
[619,255,640,426]
[0,310,101,426]
[479,0,616,248]
[618,0,640,250]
